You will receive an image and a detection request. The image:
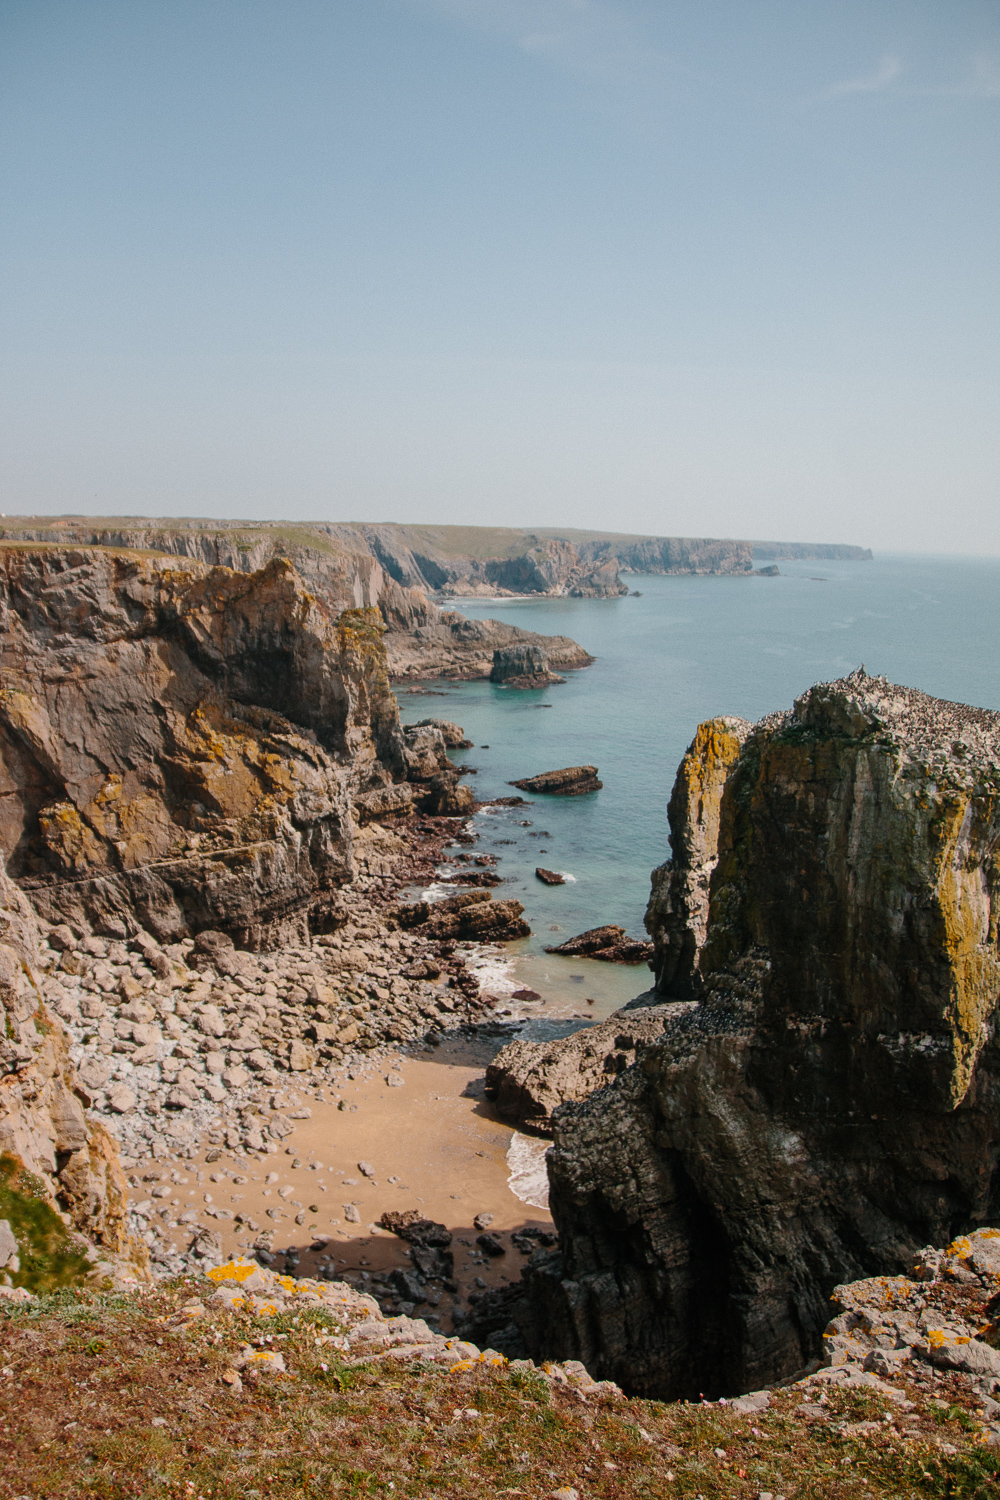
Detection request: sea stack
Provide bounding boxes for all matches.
[462,670,1000,1401]
[489,644,565,688]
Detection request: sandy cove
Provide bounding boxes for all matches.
[136,1035,554,1332]
[34,804,595,1329]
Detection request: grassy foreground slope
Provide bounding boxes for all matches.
[0,1274,996,1500]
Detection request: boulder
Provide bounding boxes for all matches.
[412,718,472,748]
[396,888,530,942]
[423,773,474,818]
[484,1005,688,1135]
[544,924,653,963]
[535,868,565,885]
[511,767,602,796]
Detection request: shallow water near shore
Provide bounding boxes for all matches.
[399,553,1000,1012]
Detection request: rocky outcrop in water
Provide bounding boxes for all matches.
[489,645,565,689]
[544,924,653,963]
[386,613,592,681]
[0,547,443,946]
[467,670,1000,1401]
[511,766,602,796]
[396,888,530,943]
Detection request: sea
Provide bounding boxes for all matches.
[397,552,1000,1027]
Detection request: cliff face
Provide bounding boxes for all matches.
[0,848,136,1267]
[358,530,628,599]
[573,535,754,576]
[644,715,752,998]
[0,547,413,946]
[0,521,435,634]
[481,671,1000,1401]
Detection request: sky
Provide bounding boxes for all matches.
[1,0,997,552]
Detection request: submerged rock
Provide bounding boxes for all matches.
[475,670,1000,1401]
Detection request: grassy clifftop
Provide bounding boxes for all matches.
[0,1270,996,1499]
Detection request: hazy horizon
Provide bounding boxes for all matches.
[2,2,997,554]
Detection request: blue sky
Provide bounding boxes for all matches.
[1,0,997,550]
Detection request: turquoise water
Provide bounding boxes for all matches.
[398,554,1000,1013]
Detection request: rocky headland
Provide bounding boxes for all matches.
[0,514,869,606]
[460,669,1000,1407]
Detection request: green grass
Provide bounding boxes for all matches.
[0,1152,93,1294]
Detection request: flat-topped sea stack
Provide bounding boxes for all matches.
[511,765,602,796]
[462,670,1000,1400]
[489,644,565,689]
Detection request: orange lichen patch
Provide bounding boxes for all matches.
[207,1261,258,1285]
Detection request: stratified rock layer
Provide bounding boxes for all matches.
[477,671,1000,1401]
[0,548,414,945]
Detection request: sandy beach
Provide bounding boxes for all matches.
[132,1030,554,1330]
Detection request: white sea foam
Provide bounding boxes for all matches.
[506,1132,552,1209]
[462,943,518,998]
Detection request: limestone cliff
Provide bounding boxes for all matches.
[0,519,597,681]
[0,547,421,946]
[644,716,752,997]
[465,670,1000,1401]
[0,848,137,1269]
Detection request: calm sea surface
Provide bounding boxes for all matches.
[397,554,1000,1017]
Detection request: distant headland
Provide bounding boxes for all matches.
[0,515,872,601]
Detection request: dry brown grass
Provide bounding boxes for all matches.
[1,1278,998,1499]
